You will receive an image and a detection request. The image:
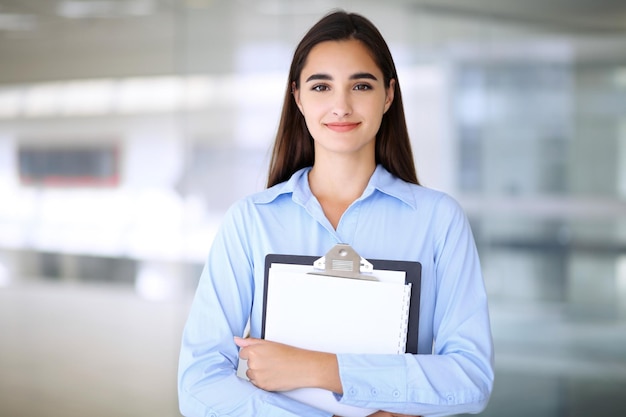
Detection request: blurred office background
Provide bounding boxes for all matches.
[1,0,625,416]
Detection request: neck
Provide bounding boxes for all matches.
[309,156,376,201]
[308,156,376,230]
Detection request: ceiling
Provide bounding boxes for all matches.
[0,0,625,85]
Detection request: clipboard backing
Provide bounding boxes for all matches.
[261,254,421,354]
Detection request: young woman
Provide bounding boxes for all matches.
[178,10,494,417]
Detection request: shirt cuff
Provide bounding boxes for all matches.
[335,354,408,406]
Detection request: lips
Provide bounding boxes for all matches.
[325,122,360,132]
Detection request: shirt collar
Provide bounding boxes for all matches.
[365,165,417,209]
[252,165,417,209]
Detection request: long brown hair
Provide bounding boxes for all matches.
[266,10,419,187]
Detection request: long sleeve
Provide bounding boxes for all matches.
[178,166,494,417]
[334,194,494,416]
[177,205,332,417]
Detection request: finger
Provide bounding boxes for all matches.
[245,369,255,384]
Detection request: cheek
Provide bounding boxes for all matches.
[299,100,325,121]
[298,107,318,132]
[302,114,321,134]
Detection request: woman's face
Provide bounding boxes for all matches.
[294,39,394,160]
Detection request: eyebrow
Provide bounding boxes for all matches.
[305,72,379,82]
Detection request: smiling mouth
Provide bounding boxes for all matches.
[325,122,360,132]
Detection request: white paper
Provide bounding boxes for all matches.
[262,264,411,416]
[281,387,373,417]
[265,268,409,354]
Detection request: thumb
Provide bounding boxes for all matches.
[234,336,263,348]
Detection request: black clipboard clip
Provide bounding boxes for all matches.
[310,243,377,281]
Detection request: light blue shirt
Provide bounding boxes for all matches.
[178,165,494,417]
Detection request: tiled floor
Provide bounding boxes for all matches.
[1,280,625,417]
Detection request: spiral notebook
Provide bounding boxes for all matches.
[258,244,421,417]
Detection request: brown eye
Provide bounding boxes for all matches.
[312,84,330,92]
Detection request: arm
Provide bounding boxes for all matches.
[234,337,421,417]
[333,196,494,416]
[177,206,333,417]
[234,337,343,393]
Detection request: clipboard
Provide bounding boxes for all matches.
[257,244,421,417]
[261,244,421,354]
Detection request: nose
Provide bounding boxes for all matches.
[332,91,352,117]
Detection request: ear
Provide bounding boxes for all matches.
[383,79,396,114]
[292,81,303,113]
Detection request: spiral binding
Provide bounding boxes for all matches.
[397,283,412,354]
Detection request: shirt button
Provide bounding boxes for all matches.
[370,388,378,396]
[447,394,455,402]
[349,388,357,396]
[392,390,400,398]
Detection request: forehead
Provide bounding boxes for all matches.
[302,39,381,77]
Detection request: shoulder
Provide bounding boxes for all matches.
[248,167,310,205]
[415,185,464,214]
[409,184,468,227]
[373,166,462,215]
[223,167,309,218]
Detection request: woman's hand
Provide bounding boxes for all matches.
[234,336,341,393]
[235,338,420,416]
